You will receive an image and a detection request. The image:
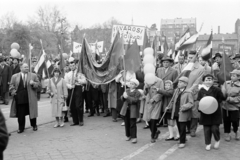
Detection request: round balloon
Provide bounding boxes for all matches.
[199,96,218,114]
[144,63,155,74]
[144,73,156,85]
[10,49,20,58]
[143,54,154,65]
[11,42,20,50]
[62,53,68,60]
[144,47,154,56]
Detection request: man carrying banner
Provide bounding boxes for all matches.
[65,57,87,126]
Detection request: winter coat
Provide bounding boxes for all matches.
[0,64,11,93]
[197,86,225,125]
[9,72,40,118]
[157,88,174,114]
[143,77,164,121]
[156,67,178,82]
[120,89,141,118]
[48,78,68,117]
[222,80,240,111]
[168,88,194,122]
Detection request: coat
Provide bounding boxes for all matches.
[156,67,178,82]
[222,81,240,111]
[120,89,141,118]
[197,86,224,125]
[157,88,174,114]
[135,69,144,89]
[48,77,68,117]
[143,77,164,121]
[168,88,194,122]
[0,110,8,160]
[11,64,20,76]
[172,63,187,75]
[0,64,11,93]
[108,81,117,109]
[187,62,205,118]
[9,72,40,119]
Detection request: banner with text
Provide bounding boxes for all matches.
[111,24,145,45]
[218,44,235,55]
[73,42,82,53]
[89,41,104,53]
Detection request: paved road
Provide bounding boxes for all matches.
[1,95,240,160]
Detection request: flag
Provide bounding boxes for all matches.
[178,33,199,50]
[161,34,169,56]
[214,52,234,85]
[73,41,82,53]
[124,39,141,72]
[142,29,150,51]
[201,31,213,61]
[42,57,54,79]
[175,28,191,50]
[34,50,46,73]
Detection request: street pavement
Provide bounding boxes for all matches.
[1,95,240,160]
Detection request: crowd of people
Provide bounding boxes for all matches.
[0,49,240,153]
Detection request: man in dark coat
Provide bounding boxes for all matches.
[11,57,21,76]
[0,109,9,160]
[197,74,225,151]
[0,57,11,105]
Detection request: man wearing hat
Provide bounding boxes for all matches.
[11,57,21,76]
[0,56,11,105]
[156,56,178,127]
[65,57,87,126]
[166,76,194,148]
[231,54,240,70]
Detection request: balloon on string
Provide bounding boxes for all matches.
[62,53,68,60]
[10,49,20,58]
[143,63,155,74]
[144,73,156,85]
[144,47,154,56]
[143,54,154,65]
[199,96,218,114]
[11,42,20,50]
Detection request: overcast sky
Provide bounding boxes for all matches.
[1,0,240,34]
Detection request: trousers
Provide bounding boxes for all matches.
[17,104,36,130]
[203,125,220,145]
[124,110,137,138]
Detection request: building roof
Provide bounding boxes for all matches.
[198,33,238,41]
[161,18,196,25]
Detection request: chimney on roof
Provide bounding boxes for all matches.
[218,26,220,34]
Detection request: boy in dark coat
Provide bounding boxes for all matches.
[120,78,141,144]
[197,74,225,151]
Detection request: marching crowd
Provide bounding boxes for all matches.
[0,49,240,155]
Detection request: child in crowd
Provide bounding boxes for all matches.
[120,79,141,144]
[198,74,225,151]
[166,77,194,148]
[157,80,179,141]
[222,69,240,141]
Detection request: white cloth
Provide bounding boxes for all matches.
[65,70,87,89]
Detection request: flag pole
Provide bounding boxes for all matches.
[40,40,51,80]
[222,37,229,117]
[29,43,32,80]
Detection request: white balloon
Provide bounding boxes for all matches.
[10,49,20,58]
[143,63,155,74]
[143,54,154,65]
[144,47,154,56]
[144,73,156,85]
[199,96,218,114]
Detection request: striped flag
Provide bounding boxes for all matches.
[34,50,46,74]
[178,33,199,50]
[201,31,213,61]
[175,28,191,50]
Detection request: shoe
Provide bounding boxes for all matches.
[79,122,84,126]
[54,124,60,128]
[60,123,64,127]
[143,125,149,129]
[214,141,220,149]
[190,132,196,137]
[186,131,190,134]
[70,123,79,126]
[131,138,137,143]
[17,130,24,134]
[33,126,38,131]
[154,130,161,139]
[174,137,180,141]
[126,137,131,141]
[165,137,175,141]
[88,114,94,117]
[178,143,185,148]
[136,118,142,123]
[121,122,125,126]
[112,119,118,122]
[225,134,231,142]
[235,132,240,140]
[85,110,89,113]
[64,117,69,122]
[151,139,156,143]
[96,113,100,116]
[205,144,211,151]
[156,123,162,127]
[103,113,110,117]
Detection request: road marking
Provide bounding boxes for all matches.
[157,126,203,160]
[120,132,169,160]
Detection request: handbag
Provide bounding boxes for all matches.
[62,101,68,111]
